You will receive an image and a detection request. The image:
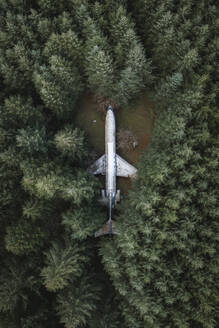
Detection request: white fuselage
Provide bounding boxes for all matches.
[105,107,116,216]
[91,106,137,237]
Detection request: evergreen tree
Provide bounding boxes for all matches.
[86,45,115,98]
[0,0,218,326]
[100,1,219,327]
[54,126,86,161]
[114,43,153,106]
[5,219,46,255]
[16,126,48,155]
[0,257,38,313]
[62,205,103,241]
[41,241,88,292]
[56,274,101,328]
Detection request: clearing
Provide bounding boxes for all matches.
[75,93,155,194]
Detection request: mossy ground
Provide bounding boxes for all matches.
[75,92,155,194]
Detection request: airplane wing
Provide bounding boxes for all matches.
[116,154,137,177]
[88,154,106,175]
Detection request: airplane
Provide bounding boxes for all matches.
[89,106,137,237]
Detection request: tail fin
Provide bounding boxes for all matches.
[94,220,119,237]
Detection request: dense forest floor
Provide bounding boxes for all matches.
[75,92,155,193]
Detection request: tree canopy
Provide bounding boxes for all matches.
[0,0,218,327]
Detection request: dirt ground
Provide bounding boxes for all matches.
[75,92,155,194]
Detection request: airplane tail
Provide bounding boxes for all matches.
[94,220,119,237]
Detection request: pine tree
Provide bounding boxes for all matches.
[114,43,153,106]
[5,219,46,255]
[33,61,82,119]
[56,274,101,328]
[0,258,38,313]
[62,205,103,240]
[41,241,88,292]
[54,126,86,161]
[2,95,44,127]
[43,30,82,60]
[0,0,218,326]
[100,1,219,327]
[104,2,153,105]
[16,126,48,155]
[86,45,115,98]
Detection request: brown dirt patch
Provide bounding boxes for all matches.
[75,92,155,194]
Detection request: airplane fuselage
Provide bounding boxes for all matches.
[89,105,137,237]
[105,106,116,220]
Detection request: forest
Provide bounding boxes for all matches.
[0,0,218,327]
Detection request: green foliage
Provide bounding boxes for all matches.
[56,275,101,328]
[41,242,88,292]
[0,0,218,327]
[0,258,37,313]
[62,205,103,240]
[43,30,82,61]
[100,1,219,327]
[2,95,44,127]
[155,72,183,102]
[33,66,81,119]
[16,126,48,155]
[86,46,115,97]
[105,3,153,105]
[54,126,86,160]
[33,28,84,119]
[5,220,46,255]
[109,5,136,63]
[22,198,52,222]
[114,43,153,105]
[21,159,97,203]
